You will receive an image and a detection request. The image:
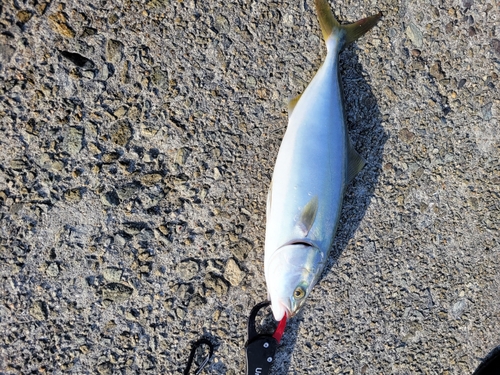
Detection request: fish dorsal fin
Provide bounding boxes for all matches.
[266,180,273,221]
[298,196,319,236]
[267,181,273,211]
[288,94,302,117]
[347,138,366,183]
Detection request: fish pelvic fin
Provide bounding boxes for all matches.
[347,138,366,184]
[314,0,382,49]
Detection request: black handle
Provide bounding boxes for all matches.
[246,335,279,375]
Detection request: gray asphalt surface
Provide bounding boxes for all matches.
[0,0,499,374]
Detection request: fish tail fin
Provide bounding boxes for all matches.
[315,0,381,48]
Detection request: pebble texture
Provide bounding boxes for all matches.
[0,0,498,374]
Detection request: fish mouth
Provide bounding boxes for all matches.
[272,299,292,321]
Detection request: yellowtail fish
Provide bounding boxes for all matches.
[264,0,381,321]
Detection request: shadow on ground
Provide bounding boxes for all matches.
[472,345,500,375]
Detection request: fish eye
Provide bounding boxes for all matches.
[293,286,306,300]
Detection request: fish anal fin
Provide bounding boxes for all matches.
[288,94,302,117]
[347,139,366,184]
[298,196,319,236]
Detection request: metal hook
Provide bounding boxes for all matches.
[183,338,214,375]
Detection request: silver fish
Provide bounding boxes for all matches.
[264,0,381,321]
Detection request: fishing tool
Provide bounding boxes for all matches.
[245,301,287,375]
[183,301,287,375]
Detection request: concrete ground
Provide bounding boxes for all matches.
[0,0,498,374]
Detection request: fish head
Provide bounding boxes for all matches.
[265,243,324,321]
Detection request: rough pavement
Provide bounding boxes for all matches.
[0,0,499,374]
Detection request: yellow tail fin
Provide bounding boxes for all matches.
[315,0,381,47]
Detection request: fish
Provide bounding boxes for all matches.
[264,0,381,321]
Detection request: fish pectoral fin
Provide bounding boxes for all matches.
[298,196,319,236]
[288,94,302,117]
[347,138,366,184]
